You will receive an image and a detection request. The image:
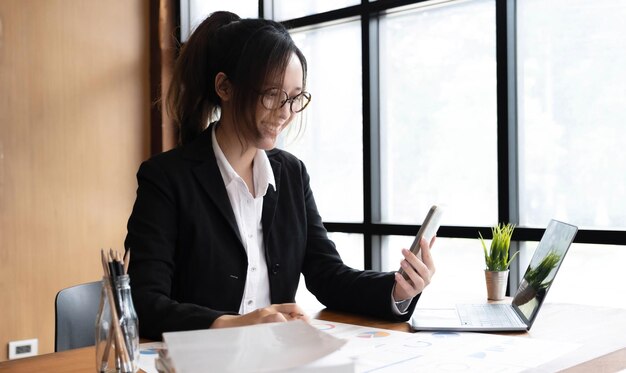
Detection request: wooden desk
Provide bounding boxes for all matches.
[1,303,625,372]
[0,346,94,372]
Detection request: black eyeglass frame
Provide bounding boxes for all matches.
[259,88,312,114]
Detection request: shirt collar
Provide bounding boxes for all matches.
[211,124,276,197]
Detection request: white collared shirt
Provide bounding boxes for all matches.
[212,126,275,314]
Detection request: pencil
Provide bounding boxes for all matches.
[98,250,114,372]
[99,249,132,372]
[123,248,130,274]
[103,270,132,371]
[100,249,110,277]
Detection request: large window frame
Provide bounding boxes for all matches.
[271,0,626,286]
[177,0,626,293]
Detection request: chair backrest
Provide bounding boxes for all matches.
[54,280,102,352]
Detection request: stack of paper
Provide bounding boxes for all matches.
[160,320,353,373]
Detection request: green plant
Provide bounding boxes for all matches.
[479,223,518,271]
[524,250,561,290]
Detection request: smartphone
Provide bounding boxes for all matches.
[398,205,443,280]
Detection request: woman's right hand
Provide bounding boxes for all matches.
[212,303,309,328]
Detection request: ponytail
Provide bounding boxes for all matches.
[166,11,240,145]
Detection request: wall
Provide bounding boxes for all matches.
[0,0,150,360]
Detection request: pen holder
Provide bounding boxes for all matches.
[95,275,139,373]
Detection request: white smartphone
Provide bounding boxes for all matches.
[398,205,443,280]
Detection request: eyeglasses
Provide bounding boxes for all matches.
[259,88,312,113]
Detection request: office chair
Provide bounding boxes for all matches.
[54,281,102,352]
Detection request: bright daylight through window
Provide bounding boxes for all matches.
[186,0,626,310]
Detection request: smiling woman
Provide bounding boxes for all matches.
[125,11,438,341]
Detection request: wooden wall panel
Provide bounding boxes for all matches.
[0,0,150,360]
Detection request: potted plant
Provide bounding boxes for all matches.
[479,223,518,300]
[513,250,561,306]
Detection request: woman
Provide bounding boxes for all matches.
[125,11,435,340]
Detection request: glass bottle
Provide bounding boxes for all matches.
[95,275,139,373]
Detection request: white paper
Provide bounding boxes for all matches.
[311,320,581,373]
[275,351,355,373]
[163,320,347,373]
[138,342,165,373]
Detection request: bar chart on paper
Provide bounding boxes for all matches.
[310,320,580,373]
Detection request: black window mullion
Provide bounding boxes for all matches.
[496,0,521,294]
[361,6,375,270]
[496,0,512,226]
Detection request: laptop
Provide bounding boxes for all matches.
[411,219,578,332]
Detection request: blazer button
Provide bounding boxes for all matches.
[272,263,280,275]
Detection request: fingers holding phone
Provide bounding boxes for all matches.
[398,205,443,281]
[394,237,436,301]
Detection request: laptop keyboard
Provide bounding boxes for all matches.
[457,304,526,328]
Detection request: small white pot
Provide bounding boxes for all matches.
[485,270,509,300]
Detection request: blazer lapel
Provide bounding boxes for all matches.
[262,157,281,244]
[185,125,243,244]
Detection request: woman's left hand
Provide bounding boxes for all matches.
[393,236,436,302]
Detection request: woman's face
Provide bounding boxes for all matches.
[253,53,304,150]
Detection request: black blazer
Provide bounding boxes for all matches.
[125,124,419,340]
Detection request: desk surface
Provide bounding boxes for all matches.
[1,303,625,372]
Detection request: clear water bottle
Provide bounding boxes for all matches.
[95,275,139,373]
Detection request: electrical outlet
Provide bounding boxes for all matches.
[8,338,38,360]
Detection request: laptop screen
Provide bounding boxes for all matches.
[511,220,578,325]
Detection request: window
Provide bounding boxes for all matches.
[528,243,626,309]
[516,0,626,308]
[383,236,488,303]
[277,0,626,309]
[180,0,259,41]
[282,21,364,223]
[379,0,497,226]
[182,0,626,309]
[271,0,360,21]
[517,0,626,230]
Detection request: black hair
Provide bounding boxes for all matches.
[167,11,308,145]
